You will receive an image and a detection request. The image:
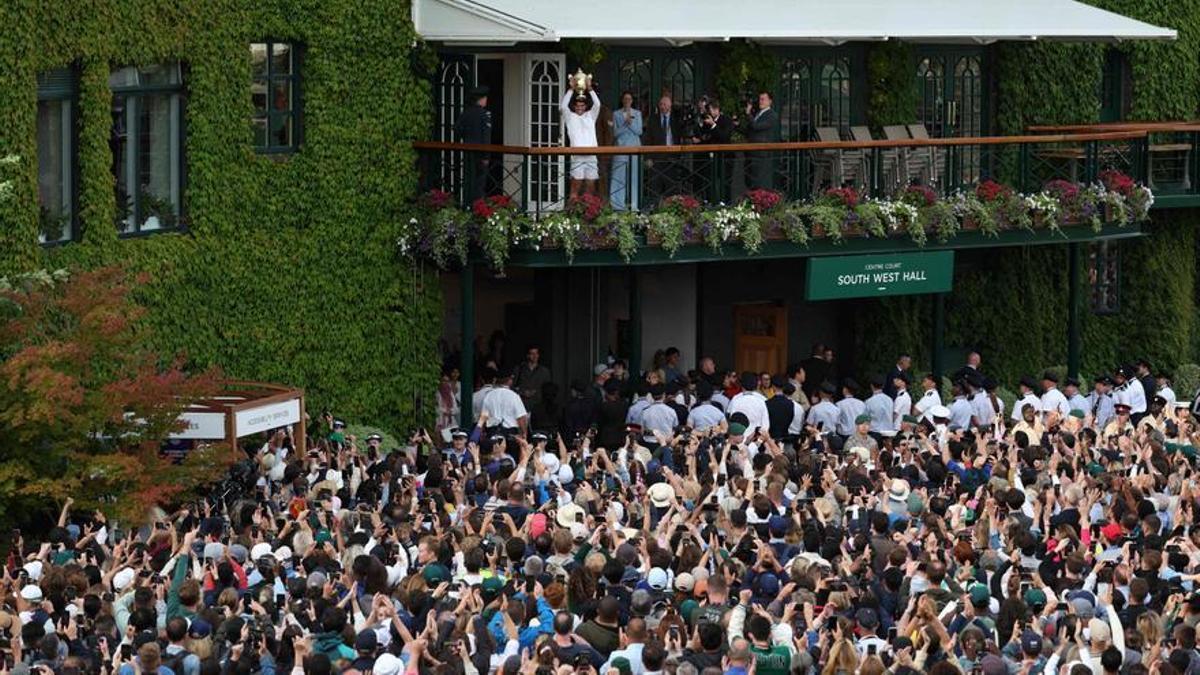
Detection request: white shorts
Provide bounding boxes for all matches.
[570,156,599,180]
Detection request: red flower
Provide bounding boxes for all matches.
[903,184,937,207]
[421,189,454,210]
[567,194,605,222]
[975,179,1009,203]
[1044,179,1080,202]
[487,194,514,210]
[659,194,702,218]
[824,187,859,208]
[1099,169,1135,197]
[745,189,783,213]
[471,198,494,220]
[472,194,515,220]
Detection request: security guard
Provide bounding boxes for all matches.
[1088,374,1117,431]
[455,85,492,203]
[913,373,941,423]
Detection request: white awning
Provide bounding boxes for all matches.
[413,0,1176,46]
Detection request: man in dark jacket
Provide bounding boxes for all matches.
[765,376,796,440]
[697,98,734,202]
[455,85,492,203]
[741,91,779,189]
[645,94,685,203]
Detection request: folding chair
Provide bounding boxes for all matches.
[851,126,902,196]
[812,127,851,193]
[906,123,945,187]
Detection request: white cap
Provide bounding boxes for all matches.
[930,405,951,419]
[251,543,273,562]
[22,561,43,582]
[647,567,669,590]
[374,653,403,675]
[203,542,225,560]
[556,465,574,485]
[542,454,561,476]
[569,523,589,541]
[20,585,42,602]
[274,546,293,562]
[112,567,136,592]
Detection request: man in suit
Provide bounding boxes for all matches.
[455,85,492,203]
[741,91,779,190]
[765,375,796,441]
[645,94,684,204]
[884,354,912,399]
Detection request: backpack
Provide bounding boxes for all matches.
[161,647,193,674]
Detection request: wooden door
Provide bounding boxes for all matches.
[733,304,787,375]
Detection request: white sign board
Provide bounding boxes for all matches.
[234,399,301,437]
[169,412,227,440]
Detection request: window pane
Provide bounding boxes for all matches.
[251,43,268,79]
[252,117,268,147]
[252,80,268,116]
[110,93,134,232]
[109,66,139,90]
[270,113,291,148]
[139,63,181,87]
[271,81,290,112]
[271,43,292,75]
[36,100,71,243]
[137,93,179,231]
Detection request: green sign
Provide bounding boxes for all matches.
[806,251,955,300]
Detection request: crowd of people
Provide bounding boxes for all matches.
[7,345,1200,675]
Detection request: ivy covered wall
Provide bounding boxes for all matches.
[853,1,1200,387]
[0,0,441,431]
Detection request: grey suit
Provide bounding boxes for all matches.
[743,107,780,189]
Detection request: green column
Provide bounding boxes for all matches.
[931,293,945,382]
[459,262,475,430]
[629,270,642,376]
[1067,243,1082,379]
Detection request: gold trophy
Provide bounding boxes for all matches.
[569,68,592,94]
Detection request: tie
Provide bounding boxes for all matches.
[663,115,671,144]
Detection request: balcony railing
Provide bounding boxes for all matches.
[414,130,1160,215]
[1027,122,1200,204]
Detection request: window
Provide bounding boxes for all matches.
[1089,241,1120,314]
[109,63,185,234]
[251,42,301,152]
[37,68,76,244]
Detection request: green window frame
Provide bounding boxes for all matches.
[109,62,186,235]
[1099,49,1131,124]
[251,41,303,153]
[775,47,862,141]
[36,67,78,245]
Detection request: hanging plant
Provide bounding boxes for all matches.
[923,201,959,243]
[647,211,686,257]
[953,192,998,237]
[803,205,846,244]
[855,202,888,238]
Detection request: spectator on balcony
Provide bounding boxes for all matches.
[741,90,779,190]
[645,94,685,203]
[611,90,643,211]
[560,85,603,199]
[455,85,492,203]
[697,98,734,203]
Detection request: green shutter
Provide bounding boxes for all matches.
[37,68,76,99]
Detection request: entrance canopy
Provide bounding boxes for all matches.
[413,0,1176,46]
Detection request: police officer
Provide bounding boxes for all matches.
[455,85,492,203]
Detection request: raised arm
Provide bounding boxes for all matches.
[560,90,574,115]
[586,90,602,121]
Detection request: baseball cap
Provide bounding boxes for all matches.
[1020,630,1043,655]
[674,572,696,593]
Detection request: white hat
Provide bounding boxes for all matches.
[674,572,696,592]
[888,478,911,503]
[20,585,42,602]
[274,546,293,562]
[606,501,625,523]
[542,454,561,475]
[251,543,273,562]
[847,446,870,463]
[203,542,225,560]
[570,523,589,541]
[556,503,585,528]
[647,482,675,508]
[373,653,403,675]
[556,465,574,485]
[930,406,951,420]
[594,363,611,376]
[647,567,669,590]
[22,561,43,582]
[112,567,136,592]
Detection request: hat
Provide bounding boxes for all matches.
[203,542,225,560]
[887,479,911,503]
[854,413,871,425]
[373,653,404,675]
[609,657,633,675]
[307,570,328,589]
[19,585,42,602]
[1024,587,1047,608]
[1069,409,1085,419]
[112,567,136,591]
[481,576,505,600]
[468,85,489,99]
[728,422,747,436]
[594,363,611,376]
[969,583,990,607]
[1101,522,1122,541]
[674,572,696,593]
[556,465,574,485]
[274,545,293,562]
[188,617,213,639]
[930,405,950,420]
[332,419,346,429]
[648,482,675,508]
[647,567,669,590]
[754,572,780,598]
[902,414,920,424]
[556,503,585,528]
[356,629,378,652]
[22,561,42,582]
[250,542,273,562]
[450,428,468,439]
[228,544,249,564]
[1114,402,1131,413]
[422,563,450,585]
[531,431,549,443]
[855,607,879,629]
[570,523,589,542]
[1041,370,1059,383]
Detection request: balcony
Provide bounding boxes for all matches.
[410,128,1164,268]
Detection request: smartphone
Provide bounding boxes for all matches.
[887,626,898,641]
[525,574,536,594]
[120,644,132,661]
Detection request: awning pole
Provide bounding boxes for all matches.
[460,262,476,430]
[1067,243,1082,379]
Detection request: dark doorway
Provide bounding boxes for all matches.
[477,58,505,194]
